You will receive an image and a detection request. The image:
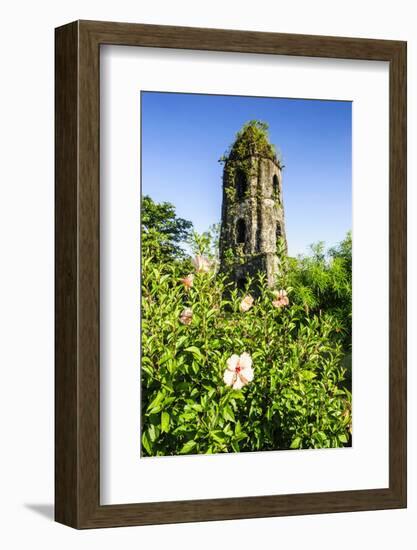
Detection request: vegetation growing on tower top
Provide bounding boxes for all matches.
[219,120,283,166]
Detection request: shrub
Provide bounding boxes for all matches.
[141,232,352,456]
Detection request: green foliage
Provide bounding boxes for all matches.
[141,233,352,457]
[281,232,352,352]
[220,120,283,166]
[188,224,220,264]
[142,195,193,262]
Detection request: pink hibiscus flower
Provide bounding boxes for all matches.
[223,352,254,390]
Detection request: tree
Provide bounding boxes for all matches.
[142,195,193,261]
[329,230,352,280]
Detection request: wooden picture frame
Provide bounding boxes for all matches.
[55,20,407,528]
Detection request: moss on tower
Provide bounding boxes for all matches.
[219,121,287,290]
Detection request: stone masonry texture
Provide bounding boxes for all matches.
[219,126,287,289]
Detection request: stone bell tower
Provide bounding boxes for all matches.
[219,122,287,289]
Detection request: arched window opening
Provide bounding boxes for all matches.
[272,174,279,196]
[276,222,282,239]
[235,169,248,200]
[236,219,246,244]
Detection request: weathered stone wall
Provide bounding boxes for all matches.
[219,152,287,289]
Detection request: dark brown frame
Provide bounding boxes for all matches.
[55,20,407,529]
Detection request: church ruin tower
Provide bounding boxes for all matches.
[219,121,287,289]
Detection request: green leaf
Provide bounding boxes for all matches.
[301,370,317,380]
[184,346,203,360]
[338,433,348,443]
[161,411,170,433]
[147,391,165,414]
[141,430,152,455]
[223,405,235,423]
[223,423,233,436]
[180,440,197,454]
[230,390,245,400]
[206,308,218,319]
[148,424,159,442]
[231,441,240,452]
[315,431,327,444]
[175,335,188,349]
[211,430,225,444]
[290,436,302,449]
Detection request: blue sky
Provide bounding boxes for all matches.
[141,91,351,256]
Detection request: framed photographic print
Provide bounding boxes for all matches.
[55,20,407,528]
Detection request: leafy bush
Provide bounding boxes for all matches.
[141,229,352,456]
[282,233,352,351]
